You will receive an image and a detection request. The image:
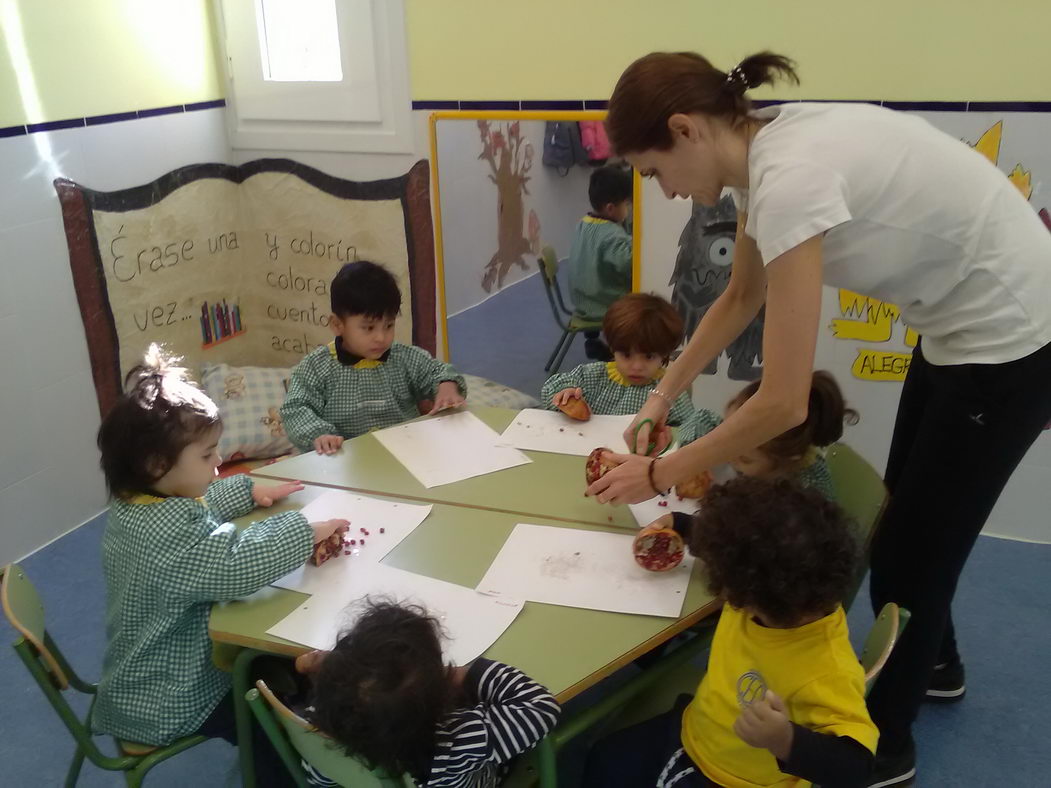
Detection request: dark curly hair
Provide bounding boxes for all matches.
[307,599,455,780]
[97,344,220,499]
[689,477,858,627]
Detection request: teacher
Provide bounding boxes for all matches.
[588,51,1051,786]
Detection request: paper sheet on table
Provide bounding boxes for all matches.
[627,463,737,526]
[267,562,524,665]
[271,491,432,594]
[372,410,532,487]
[477,524,692,618]
[498,409,633,456]
[628,493,702,528]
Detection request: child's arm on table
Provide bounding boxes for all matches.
[403,345,467,414]
[281,358,343,454]
[540,365,587,409]
[157,503,347,603]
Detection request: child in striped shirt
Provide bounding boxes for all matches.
[297,600,561,787]
[94,345,347,785]
[679,370,858,499]
[541,293,696,440]
[282,261,466,455]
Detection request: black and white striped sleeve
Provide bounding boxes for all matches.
[427,659,561,785]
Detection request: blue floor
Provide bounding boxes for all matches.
[3,509,1049,786]
[448,270,590,401]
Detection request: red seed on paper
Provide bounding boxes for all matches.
[380,528,385,533]
[350,539,356,545]
[344,550,351,555]
[361,540,366,546]
[658,500,668,507]
[360,528,366,534]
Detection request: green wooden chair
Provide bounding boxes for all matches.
[825,442,889,610]
[246,678,415,787]
[1,564,207,787]
[538,246,602,373]
[861,602,910,695]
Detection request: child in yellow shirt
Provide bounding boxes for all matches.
[584,477,877,787]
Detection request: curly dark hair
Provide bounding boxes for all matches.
[307,599,455,780]
[97,344,220,499]
[689,477,858,627]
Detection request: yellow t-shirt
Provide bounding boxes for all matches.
[682,605,878,788]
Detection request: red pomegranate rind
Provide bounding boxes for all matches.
[633,526,685,572]
[675,470,714,500]
[558,398,592,421]
[310,532,344,566]
[585,447,615,485]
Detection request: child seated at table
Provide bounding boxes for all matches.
[282,260,467,455]
[679,370,858,498]
[541,293,696,443]
[569,165,635,360]
[93,344,347,784]
[295,600,561,787]
[584,477,877,787]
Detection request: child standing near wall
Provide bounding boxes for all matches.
[568,165,634,360]
[93,345,347,785]
[542,293,696,437]
[584,478,877,787]
[282,261,467,454]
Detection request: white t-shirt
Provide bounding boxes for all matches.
[729,102,1051,365]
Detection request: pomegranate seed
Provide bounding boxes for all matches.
[350,539,356,545]
[361,540,366,546]
[380,528,385,533]
[658,500,668,507]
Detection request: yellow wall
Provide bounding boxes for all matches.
[3,0,1049,129]
[407,0,1051,101]
[0,0,224,127]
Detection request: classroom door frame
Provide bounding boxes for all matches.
[428,110,643,361]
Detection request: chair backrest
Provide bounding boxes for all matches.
[825,443,888,610]
[861,603,911,696]
[1,564,69,689]
[251,680,414,788]
[539,246,559,283]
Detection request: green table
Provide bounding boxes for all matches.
[251,406,640,530]
[210,483,718,786]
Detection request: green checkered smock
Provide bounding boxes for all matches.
[281,340,466,452]
[680,408,835,498]
[540,362,696,438]
[92,474,312,745]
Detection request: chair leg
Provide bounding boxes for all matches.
[545,330,570,372]
[537,737,558,788]
[64,746,86,788]
[124,768,144,788]
[232,648,263,788]
[551,331,577,373]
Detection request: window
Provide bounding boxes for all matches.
[215,0,413,153]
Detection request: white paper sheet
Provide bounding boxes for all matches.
[477,524,693,618]
[498,409,633,456]
[628,492,702,528]
[627,462,737,526]
[267,562,524,665]
[372,410,532,487]
[271,491,433,594]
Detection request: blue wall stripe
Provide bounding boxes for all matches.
[86,111,139,126]
[0,125,27,138]
[25,118,85,133]
[137,105,184,119]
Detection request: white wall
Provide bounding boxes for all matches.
[434,119,593,317]
[0,108,231,565]
[639,108,1051,544]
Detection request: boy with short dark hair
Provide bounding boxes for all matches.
[568,165,634,359]
[281,261,466,454]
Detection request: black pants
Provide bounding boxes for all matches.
[583,695,714,787]
[867,339,1051,749]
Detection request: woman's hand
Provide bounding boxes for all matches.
[624,395,672,456]
[586,453,661,504]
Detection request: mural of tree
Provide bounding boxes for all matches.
[477,120,541,292]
